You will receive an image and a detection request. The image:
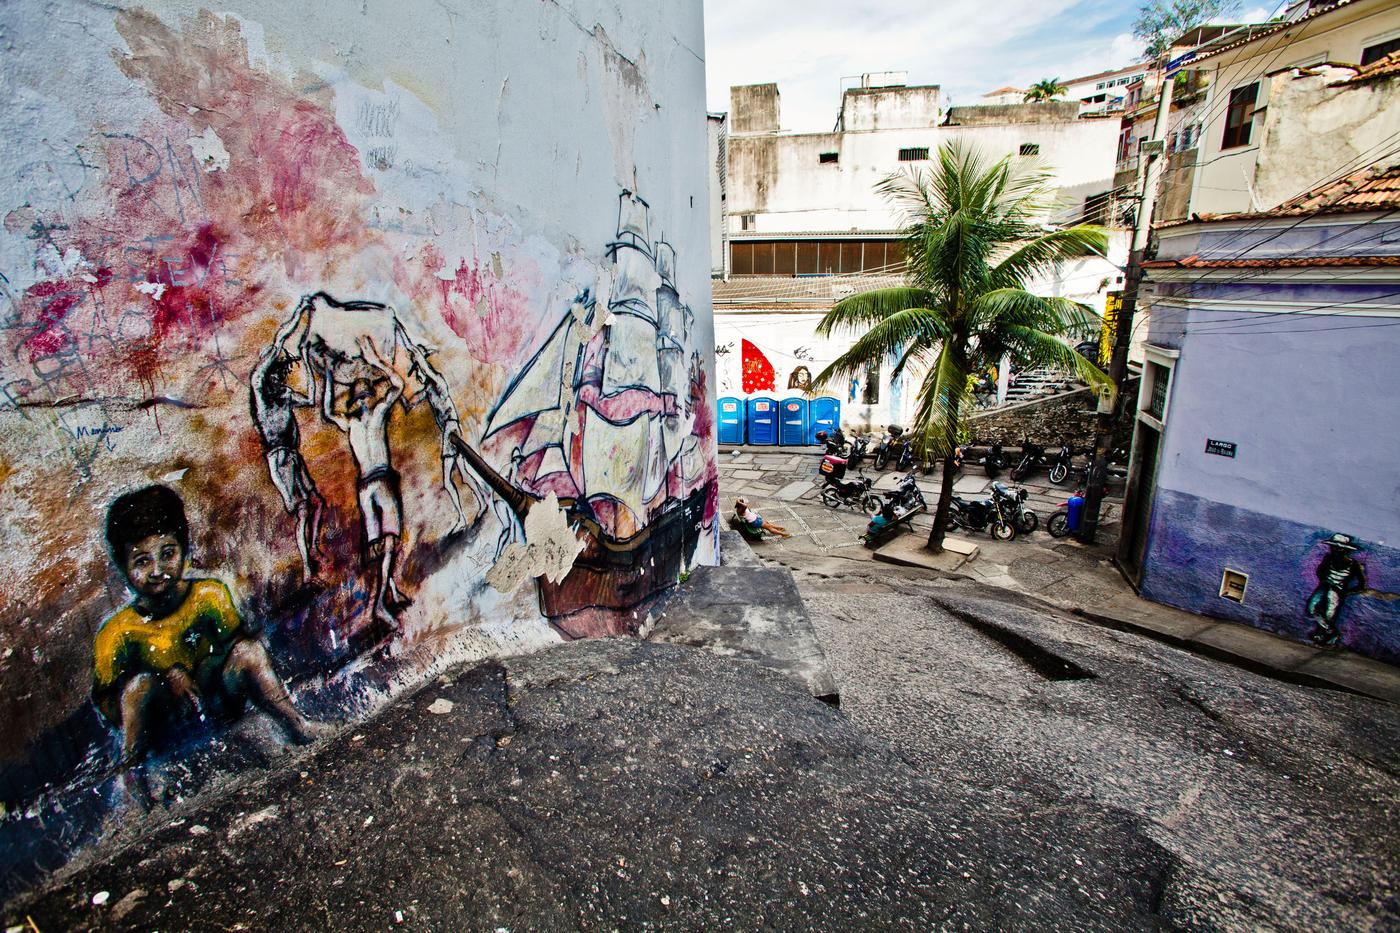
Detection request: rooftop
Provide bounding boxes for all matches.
[1336,50,1400,84]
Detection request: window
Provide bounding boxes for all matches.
[1219,569,1248,603]
[897,147,929,162]
[1221,82,1258,150]
[729,239,903,276]
[1361,36,1400,65]
[861,361,880,405]
[1019,143,1040,156]
[818,151,839,164]
[1096,82,1106,90]
[1146,362,1170,420]
[740,213,755,231]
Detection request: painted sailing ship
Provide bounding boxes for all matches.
[454,190,717,638]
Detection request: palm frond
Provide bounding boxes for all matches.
[814,287,939,337]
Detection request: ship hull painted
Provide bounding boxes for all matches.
[543,480,714,639]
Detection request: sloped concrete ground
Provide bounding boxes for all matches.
[11,639,1178,931]
[791,560,1400,930]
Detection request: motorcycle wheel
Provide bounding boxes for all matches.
[861,494,882,516]
[874,451,889,471]
[1047,511,1071,538]
[1010,462,1029,481]
[984,460,1001,479]
[1049,463,1069,485]
[820,488,841,509]
[992,521,1017,541]
[1018,510,1039,534]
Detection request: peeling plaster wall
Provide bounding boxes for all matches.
[0,0,715,894]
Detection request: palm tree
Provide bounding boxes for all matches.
[1024,79,1068,102]
[811,143,1109,552]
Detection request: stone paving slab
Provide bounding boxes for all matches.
[726,468,764,480]
[774,480,815,501]
[954,475,990,494]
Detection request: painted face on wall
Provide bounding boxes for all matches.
[122,532,187,601]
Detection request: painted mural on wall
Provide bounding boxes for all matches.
[1141,490,1399,663]
[0,4,716,894]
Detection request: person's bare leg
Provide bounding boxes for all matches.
[442,459,467,534]
[383,534,410,609]
[308,491,325,557]
[117,674,157,808]
[295,502,318,584]
[222,639,330,744]
[366,539,397,629]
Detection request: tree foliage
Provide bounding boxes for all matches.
[1023,79,1068,102]
[1134,0,1242,60]
[811,143,1109,551]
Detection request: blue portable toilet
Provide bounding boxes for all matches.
[717,397,745,446]
[779,397,809,446]
[808,396,841,444]
[746,397,778,445]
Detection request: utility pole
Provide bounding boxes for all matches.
[1078,60,1175,543]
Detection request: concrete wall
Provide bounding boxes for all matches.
[1139,218,1400,661]
[841,86,941,132]
[709,114,728,277]
[0,0,715,894]
[725,114,1123,234]
[1252,65,1400,210]
[1189,0,1400,216]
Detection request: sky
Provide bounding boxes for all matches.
[703,0,1273,133]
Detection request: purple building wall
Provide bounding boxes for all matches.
[1137,212,1400,663]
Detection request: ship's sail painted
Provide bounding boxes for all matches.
[609,244,660,322]
[581,405,651,522]
[483,314,576,438]
[601,314,662,397]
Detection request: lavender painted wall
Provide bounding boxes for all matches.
[1138,214,1400,662]
[1141,489,1400,663]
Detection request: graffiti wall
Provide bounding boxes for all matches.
[0,0,715,893]
[1141,490,1400,663]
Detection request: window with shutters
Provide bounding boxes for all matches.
[897,147,929,162]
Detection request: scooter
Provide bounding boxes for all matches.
[818,454,879,514]
[1010,438,1048,482]
[872,425,907,471]
[846,434,870,469]
[814,429,850,458]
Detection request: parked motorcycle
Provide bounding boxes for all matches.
[884,472,927,513]
[872,425,907,471]
[1048,444,1077,486]
[814,428,850,458]
[818,454,879,514]
[1010,438,1048,482]
[983,441,1007,479]
[846,434,871,470]
[949,485,1018,540]
[1047,490,1086,538]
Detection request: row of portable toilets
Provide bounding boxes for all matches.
[716,396,842,446]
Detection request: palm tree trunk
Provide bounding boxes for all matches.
[927,435,958,553]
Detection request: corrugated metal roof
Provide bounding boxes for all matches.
[728,230,902,240]
[712,273,907,305]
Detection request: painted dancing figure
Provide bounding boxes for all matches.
[250,298,324,584]
[1306,533,1366,647]
[405,339,490,535]
[322,337,411,630]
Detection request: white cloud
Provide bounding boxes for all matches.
[704,0,1140,130]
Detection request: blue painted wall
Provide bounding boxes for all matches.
[1141,489,1400,663]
